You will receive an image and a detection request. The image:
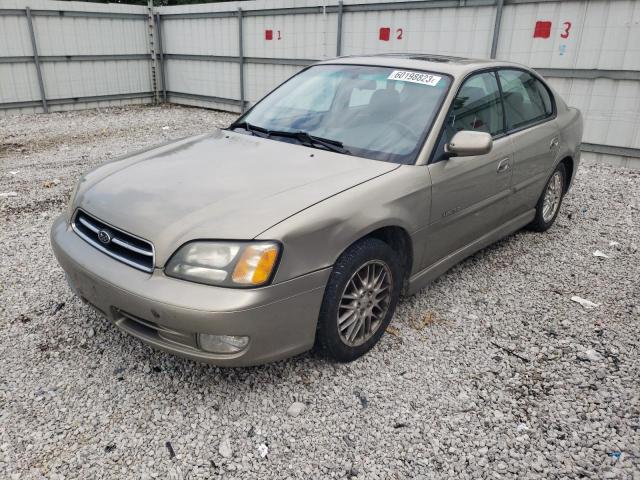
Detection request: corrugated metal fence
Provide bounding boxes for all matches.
[0,0,154,113]
[1,0,639,165]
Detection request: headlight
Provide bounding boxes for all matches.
[165,241,280,287]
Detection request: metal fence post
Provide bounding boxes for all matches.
[147,0,159,104]
[25,7,48,113]
[156,12,167,103]
[238,7,246,113]
[336,1,343,57]
[490,0,504,59]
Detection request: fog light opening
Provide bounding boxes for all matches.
[199,334,249,354]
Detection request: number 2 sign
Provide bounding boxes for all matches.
[379,27,404,41]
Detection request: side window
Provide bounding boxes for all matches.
[448,72,504,139]
[498,69,553,130]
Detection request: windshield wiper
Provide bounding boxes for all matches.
[266,129,350,155]
[228,121,270,137]
[229,122,350,155]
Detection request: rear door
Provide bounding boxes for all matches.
[422,71,514,269]
[497,69,559,218]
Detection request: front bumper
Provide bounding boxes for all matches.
[50,216,331,367]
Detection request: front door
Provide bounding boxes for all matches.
[422,71,514,269]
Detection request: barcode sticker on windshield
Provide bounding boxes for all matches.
[387,70,441,86]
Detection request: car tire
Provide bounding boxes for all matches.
[528,162,567,232]
[316,237,403,362]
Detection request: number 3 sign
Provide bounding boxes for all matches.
[560,21,572,39]
[533,20,572,39]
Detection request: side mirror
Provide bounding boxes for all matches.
[445,131,493,157]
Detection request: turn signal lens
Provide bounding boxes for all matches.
[232,243,279,285]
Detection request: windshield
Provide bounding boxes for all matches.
[233,64,451,164]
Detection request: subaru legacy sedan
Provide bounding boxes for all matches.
[51,54,583,366]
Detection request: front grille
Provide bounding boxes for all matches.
[72,210,154,272]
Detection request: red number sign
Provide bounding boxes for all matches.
[533,21,552,39]
[265,29,282,41]
[379,27,404,41]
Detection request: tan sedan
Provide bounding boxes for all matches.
[51,54,583,366]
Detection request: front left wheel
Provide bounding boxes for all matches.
[316,238,403,362]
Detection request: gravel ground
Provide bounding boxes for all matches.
[1,105,639,480]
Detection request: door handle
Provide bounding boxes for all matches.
[550,137,559,150]
[497,157,511,173]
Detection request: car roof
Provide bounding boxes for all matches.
[317,53,529,78]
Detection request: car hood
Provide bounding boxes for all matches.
[75,129,399,266]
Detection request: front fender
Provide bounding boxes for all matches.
[258,165,432,284]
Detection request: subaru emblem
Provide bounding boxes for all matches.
[97,229,112,245]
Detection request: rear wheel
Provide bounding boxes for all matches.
[528,163,566,232]
[316,238,402,362]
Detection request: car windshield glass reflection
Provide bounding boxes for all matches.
[231,65,451,164]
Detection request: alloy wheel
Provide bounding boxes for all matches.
[542,171,563,223]
[337,260,393,347]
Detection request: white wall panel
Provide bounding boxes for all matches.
[166,93,242,114]
[40,60,151,99]
[158,0,322,16]
[162,17,238,56]
[341,6,495,58]
[0,14,31,57]
[1,0,639,165]
[0,0,144,13]
[165,59,240,100]
[0,63,40,103]
[0,0,150,115]
[243,13,336,59]
[245,63,302,103]
[0,96,151,118]
[581,151,640,168]
[498,0,640,70]
[546,77,640,149]
[33,17,148,56]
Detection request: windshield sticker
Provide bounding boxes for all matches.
[387,70,441,86]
